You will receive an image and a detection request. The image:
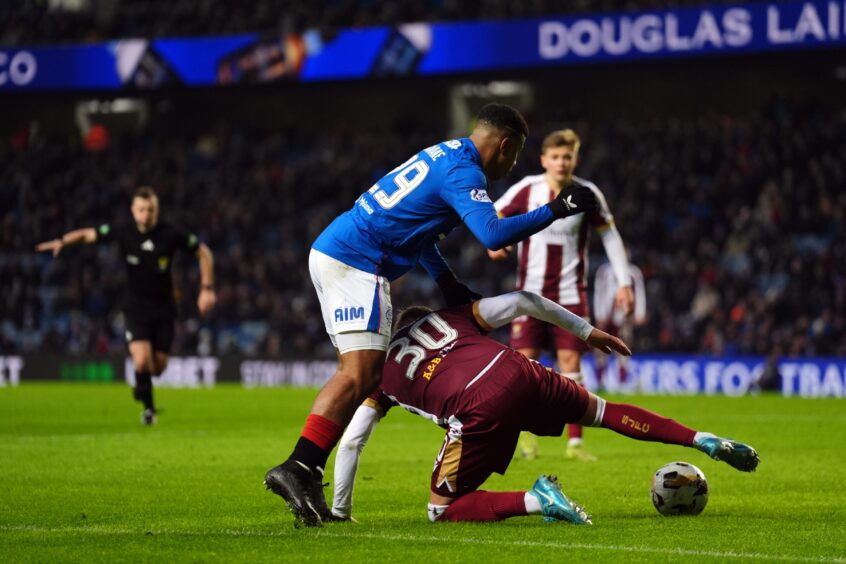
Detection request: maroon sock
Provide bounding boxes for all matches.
[440,491,527,522]
[601,402,696,446]
[568,424,583,440]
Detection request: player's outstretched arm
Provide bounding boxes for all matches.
[463,192,595,251]
[463,206,556,251]
[35,227,97,257]
[473,290,631,356]
[449,179,583,251]
[331,404,381,520]
[195,243,217,316]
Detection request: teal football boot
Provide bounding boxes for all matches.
[529,475,592,524]
[693,433,760,472]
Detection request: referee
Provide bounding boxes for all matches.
[36,187,216,424]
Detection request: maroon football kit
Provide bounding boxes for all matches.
[371,304,589,497]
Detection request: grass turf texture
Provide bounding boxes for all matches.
[2,384,845,563]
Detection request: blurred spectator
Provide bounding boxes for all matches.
[2,0,772,45]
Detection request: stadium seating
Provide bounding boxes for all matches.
[2,101,843,358]
[2,0,771,45]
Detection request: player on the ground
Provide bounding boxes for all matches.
[36,186,216,425]
[329,291,760,523]
[593,262,647,390]
[264,104,601,527]
[489,129,633,462]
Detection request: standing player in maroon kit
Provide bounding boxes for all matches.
[329,291,759,523]
[490,129,634,461]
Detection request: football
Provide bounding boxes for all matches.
[651,461,709,516]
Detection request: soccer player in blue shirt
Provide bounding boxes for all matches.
[264,104,600,526]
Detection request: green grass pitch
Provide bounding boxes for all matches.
[2,383,845,563]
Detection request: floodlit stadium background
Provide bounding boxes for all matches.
[1,0,845,398]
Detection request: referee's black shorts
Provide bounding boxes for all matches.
[124,308,175,354]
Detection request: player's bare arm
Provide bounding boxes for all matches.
[195,243,216,316]
[35,227,97,257]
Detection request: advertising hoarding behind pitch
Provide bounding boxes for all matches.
[3,354,845,398]
[1,1,844,92]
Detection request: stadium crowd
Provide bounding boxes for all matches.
[1,100,843,359]
[5,0,770,45]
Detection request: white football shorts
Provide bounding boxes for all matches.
[309,248,392,353]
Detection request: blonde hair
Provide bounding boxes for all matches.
[542,129,581,154]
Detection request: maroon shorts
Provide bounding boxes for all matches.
[430,352,590,497]
[509,302,590,353]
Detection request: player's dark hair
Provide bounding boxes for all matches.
[394,306,433,331]
[133,186,157,200]
[476,103,529,140]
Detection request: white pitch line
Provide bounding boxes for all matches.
[317,531,846,563]
[2,525,844,563]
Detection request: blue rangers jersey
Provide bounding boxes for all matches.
[312,138,555,281]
